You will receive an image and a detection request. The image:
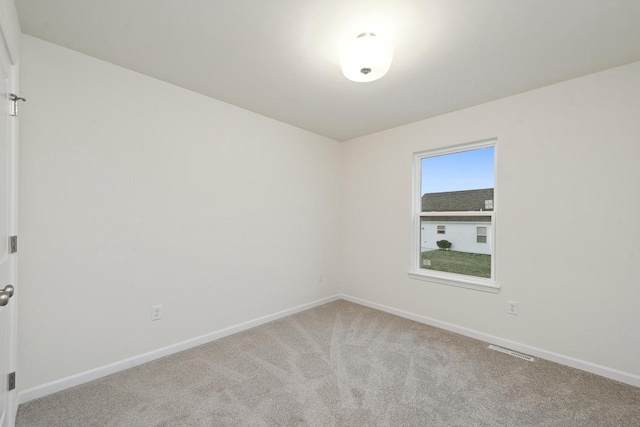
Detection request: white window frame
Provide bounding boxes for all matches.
[408,139,499,293]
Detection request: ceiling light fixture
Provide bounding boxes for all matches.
[340,32,393,83]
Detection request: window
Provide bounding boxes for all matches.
[477,227,487,243]
[409,139,498,293]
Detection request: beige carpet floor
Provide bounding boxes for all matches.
[16,300,640,426]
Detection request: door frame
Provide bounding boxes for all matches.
[0,0,21,425]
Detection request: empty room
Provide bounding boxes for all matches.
[0,0,639,426]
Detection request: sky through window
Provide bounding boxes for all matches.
[421,147,494,195]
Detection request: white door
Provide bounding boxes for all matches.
[0,16,19,427]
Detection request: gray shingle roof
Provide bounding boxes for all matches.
[420,216,491,223]
[422,188,494,212]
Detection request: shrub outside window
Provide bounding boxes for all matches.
[409,139,499,293]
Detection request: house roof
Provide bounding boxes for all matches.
[421,217,491,223]
[422,188,494,212]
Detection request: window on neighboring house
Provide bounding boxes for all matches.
[409,139,498,293]
[477,227,487,243]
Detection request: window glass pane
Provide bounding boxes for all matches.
[416,144,495,282]
[421,147,494,213]
[420,216,492,278]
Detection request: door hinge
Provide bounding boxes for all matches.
[9,235,17,253]
[9,93,26,117]
[8,372,15,391]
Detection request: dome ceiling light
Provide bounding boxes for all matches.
[340,32,393,83]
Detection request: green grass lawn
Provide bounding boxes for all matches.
[420,250,491,278]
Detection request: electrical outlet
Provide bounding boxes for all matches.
[507,301,518,315]
[151,305,162,321]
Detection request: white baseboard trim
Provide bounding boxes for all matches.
[18,292,639,404]
[18,294,341,405]
[339,294,640,388]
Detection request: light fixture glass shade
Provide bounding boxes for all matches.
[340,33,393,82]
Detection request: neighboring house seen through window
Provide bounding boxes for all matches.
[410,139,498,292]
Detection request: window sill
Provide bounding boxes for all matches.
[408,270,500,293]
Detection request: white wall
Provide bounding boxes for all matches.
[341,62,640,378]
[18,35,342,392]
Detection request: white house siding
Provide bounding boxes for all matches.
[421,221,491,254]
